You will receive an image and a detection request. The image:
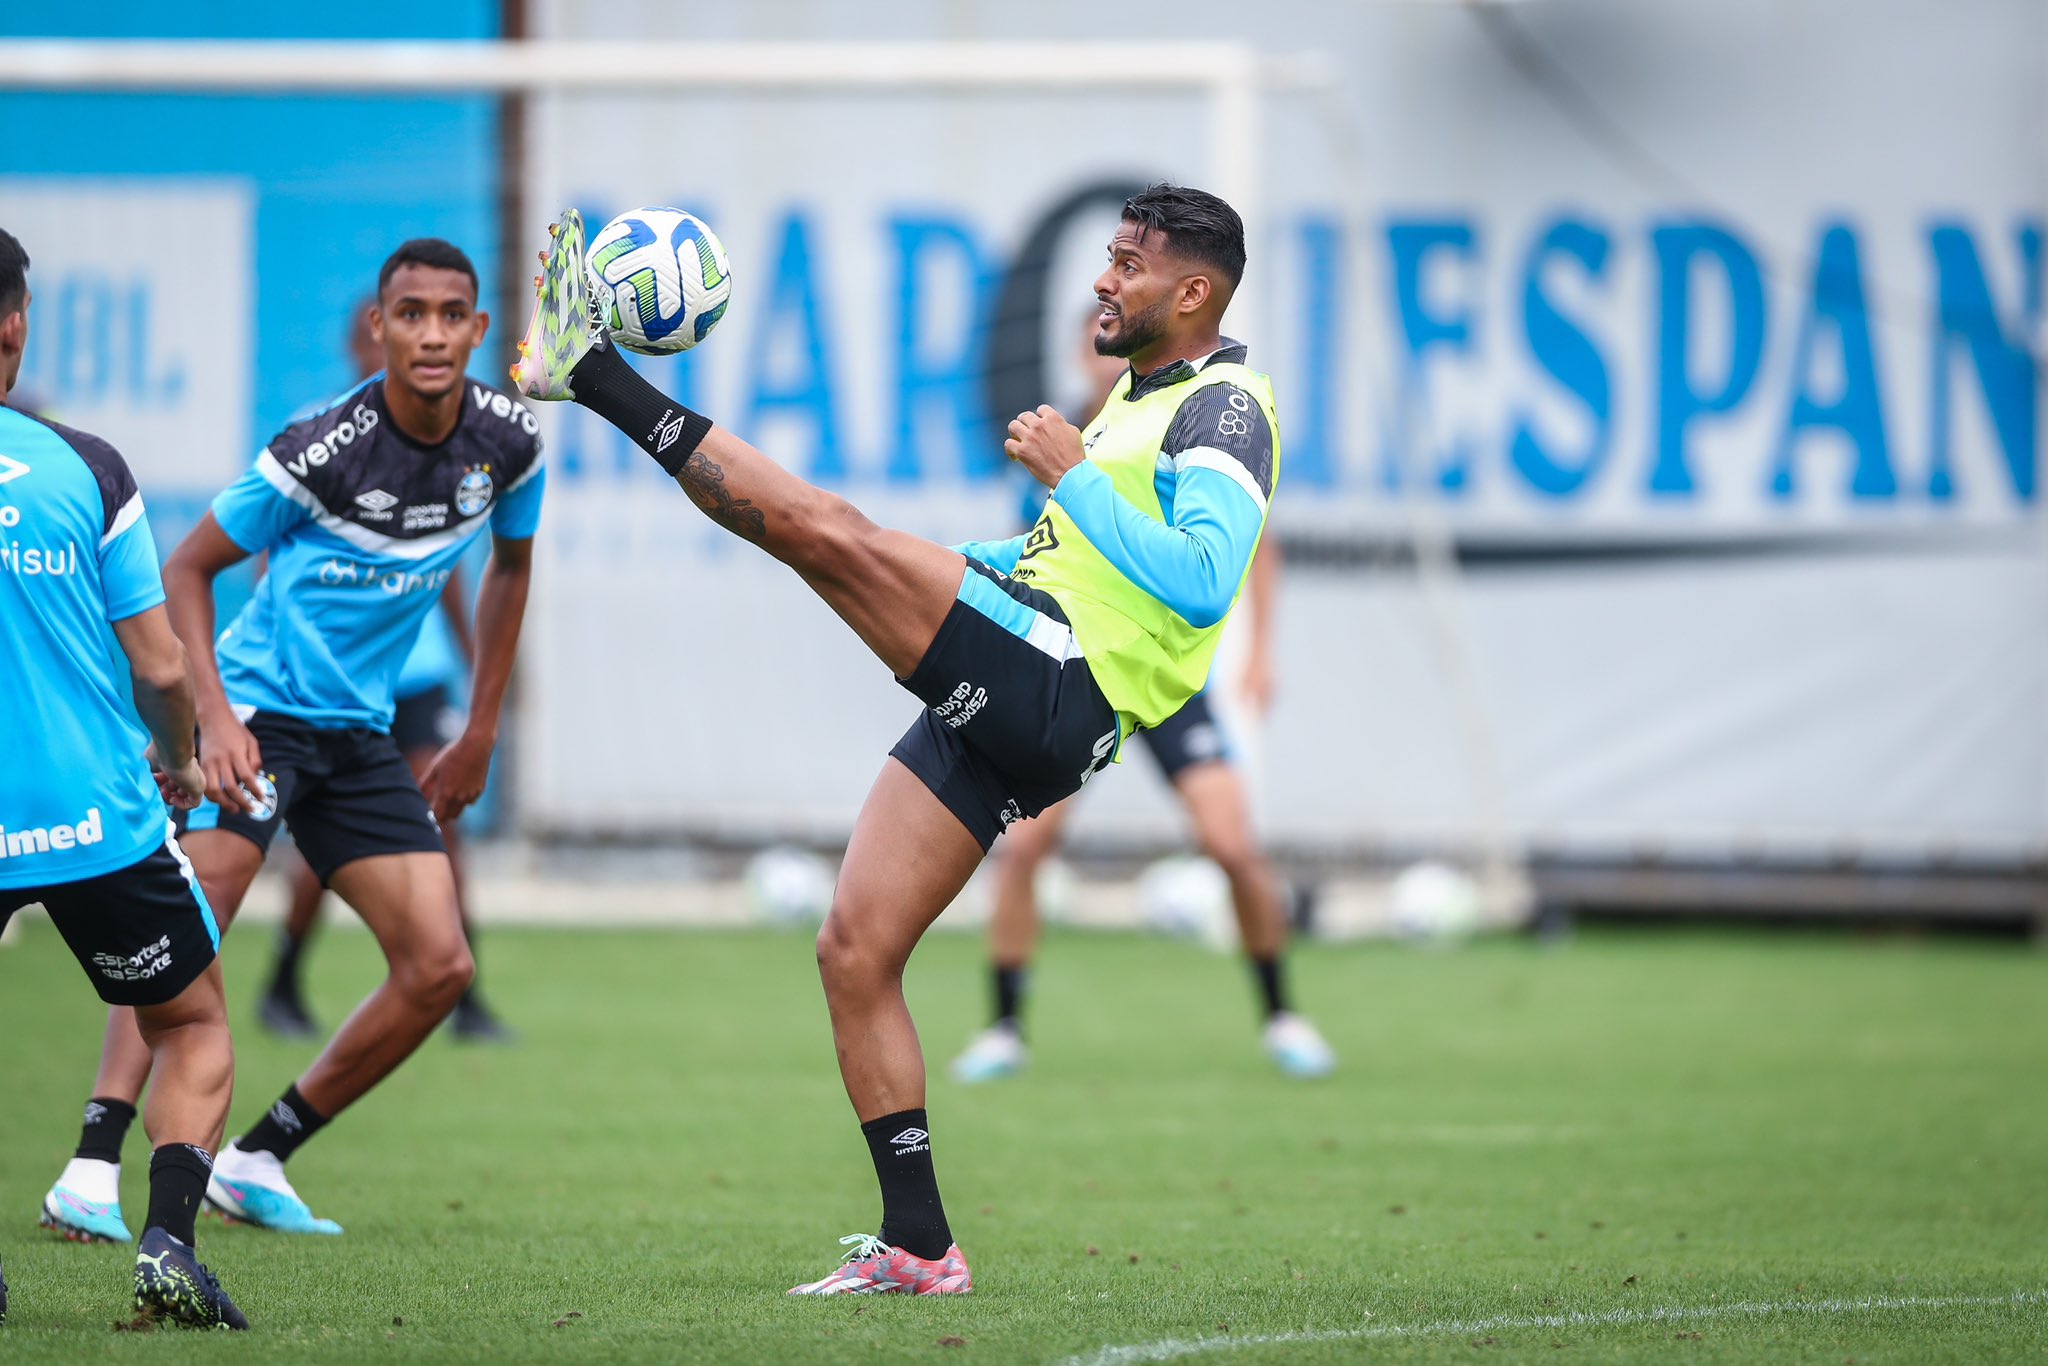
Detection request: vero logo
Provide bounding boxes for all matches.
[0,454,29,486]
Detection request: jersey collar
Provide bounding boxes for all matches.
[1123,337,1249,402]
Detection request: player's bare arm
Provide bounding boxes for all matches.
[161,513,262,813]
[110,606,205,807]
[422,533,532,821]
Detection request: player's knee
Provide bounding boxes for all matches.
[402,942,475,1010]
[1202,831,1264,884]
[784,491,880,578]
[814,905,900,993]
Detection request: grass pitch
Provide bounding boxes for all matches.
[0,915,2043,1362]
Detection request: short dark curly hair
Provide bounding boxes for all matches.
[1121,184,1246,290]
[377,237,479,300]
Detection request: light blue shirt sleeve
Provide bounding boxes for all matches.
[491,462,545,539]
[951,533,1028,575]
[213,461,310,553]
[100,508,166,622]
[1049,462,1265,629]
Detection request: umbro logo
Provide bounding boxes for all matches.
[354,488,399,513]
[654,412,687,453]
[1020,520,1058,560]
[889,1127,928,1146]
[0,453,29,486]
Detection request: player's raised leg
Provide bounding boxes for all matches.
[513,210,963,679]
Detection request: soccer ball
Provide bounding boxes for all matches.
[743,845,835,928]
[1386,860,1483,944]
[585,207,732,355]
[1138,855,1236,952]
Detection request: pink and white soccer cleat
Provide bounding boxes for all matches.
[786,1234,973,1296]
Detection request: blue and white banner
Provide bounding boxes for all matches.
[0,179,253,501]
[517,0,2046,862]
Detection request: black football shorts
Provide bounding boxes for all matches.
[890,559,1122,850]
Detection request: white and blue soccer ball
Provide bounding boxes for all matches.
[585,207,732,355]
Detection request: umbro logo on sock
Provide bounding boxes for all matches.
[653,411,687,453]
[84,1102,108,1125]
[889,1127,930,1154]
[270,1101,303,1134]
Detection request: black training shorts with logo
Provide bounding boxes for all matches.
[890,559,1122,850]
[0,838,221,1006]
[177,710,444,883]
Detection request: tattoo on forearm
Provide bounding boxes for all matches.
[676,451,767,542]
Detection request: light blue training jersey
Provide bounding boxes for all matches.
[211,375,544,730]
[0,406,173,888]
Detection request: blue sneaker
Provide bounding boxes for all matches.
[40,1159,133,1243]
[949,1024,1027,1084]
[203,1143,342,1236]
[1263,1012,1337,1080]
[134,1227,247,1330]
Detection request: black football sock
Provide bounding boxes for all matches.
[861,1109,953,1261]
[1249,954,1289,1021]
[145,1144,212,1247]
[236,1084,329,1163]
[267,927,309,1002]
[75,1096,137,1164]
[992,964,1028,1034]
[567,337,713,476]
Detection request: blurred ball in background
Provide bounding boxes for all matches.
[744,845,836,927]
[1386,860,1482,945]
[1138,855,1235,953]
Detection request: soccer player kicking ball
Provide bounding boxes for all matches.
[514,185,1276,1295]
[36,239,544,1239]
[0,229,246,1328]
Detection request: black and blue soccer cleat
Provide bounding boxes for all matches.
[133,1227,248,1330]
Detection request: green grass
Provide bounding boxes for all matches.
[1,917,2044,1362]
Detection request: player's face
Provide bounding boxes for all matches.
[1092,222,1185,362]
[374,265,488,401]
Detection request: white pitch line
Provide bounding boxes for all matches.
[1060,1289,2048,1366]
